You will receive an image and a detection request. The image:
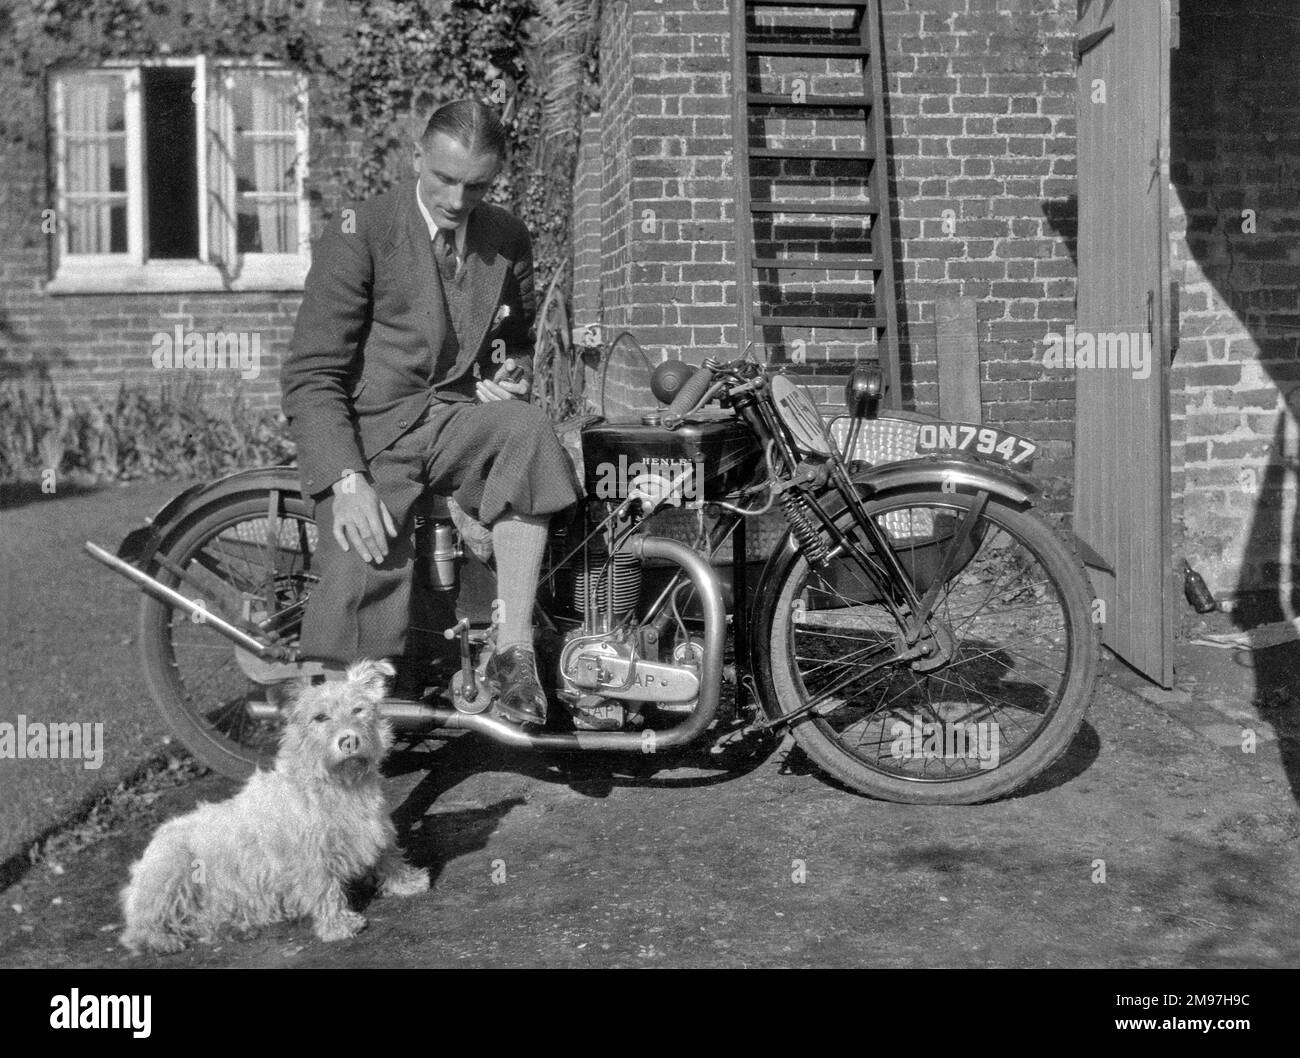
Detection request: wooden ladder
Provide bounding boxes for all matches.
[731,0,900,405]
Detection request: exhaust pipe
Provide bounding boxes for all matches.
[134,533,725,753]
[84,541,291,660]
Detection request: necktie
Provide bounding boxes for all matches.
[434,227,459,283]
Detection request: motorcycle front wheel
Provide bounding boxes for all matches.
[139,492,317,780]
[759,490,1097,804]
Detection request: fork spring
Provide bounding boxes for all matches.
[781,492,828,566]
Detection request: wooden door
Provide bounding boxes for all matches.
[1074,0,1176,686]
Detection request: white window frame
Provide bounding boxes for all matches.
[48,57,311,294]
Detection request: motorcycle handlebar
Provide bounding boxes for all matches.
[664,361,716,423]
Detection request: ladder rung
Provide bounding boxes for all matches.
[752,257,880,270]
[748,93,873,108]
[754,315,885,329]
[735,0,897,399]
[750,147,874,160]
[749,201,877,215]
[780,363,872,381]
[749,0,867,7]
[746,44,870,57]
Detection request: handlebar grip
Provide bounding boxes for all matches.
[664,361,716,421]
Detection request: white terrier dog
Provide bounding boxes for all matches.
[119,659,428,954]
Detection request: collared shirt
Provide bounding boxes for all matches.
[415,176,468,265]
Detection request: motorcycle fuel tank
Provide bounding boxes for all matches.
[580,413,761,507]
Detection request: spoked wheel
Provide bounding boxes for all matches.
[761,490,1098,804]
[139,493,318,780]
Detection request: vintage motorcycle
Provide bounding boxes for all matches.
[86,352,1098,804]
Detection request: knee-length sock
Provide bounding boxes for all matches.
[491,513,549,652]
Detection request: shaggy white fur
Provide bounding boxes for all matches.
[119,659,428,954]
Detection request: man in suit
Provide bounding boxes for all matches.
[282,100,579,726]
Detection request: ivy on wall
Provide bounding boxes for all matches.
[0,0,600,296]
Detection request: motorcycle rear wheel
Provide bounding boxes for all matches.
[139,492,317,780]
[760,490,1097,804]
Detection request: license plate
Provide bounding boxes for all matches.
[915,421,1037,467]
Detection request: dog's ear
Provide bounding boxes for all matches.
[280,677,315,717]
[345,658,397,702]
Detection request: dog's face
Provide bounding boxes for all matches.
[280,660,395,784]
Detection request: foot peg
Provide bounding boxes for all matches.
[444,618,492,715]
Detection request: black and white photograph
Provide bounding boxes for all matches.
[0,0,1295,1007]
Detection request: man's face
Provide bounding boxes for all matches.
[414,131,501,229]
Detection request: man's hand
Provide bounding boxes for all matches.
[476,358,531,403]
[331,471,397,564]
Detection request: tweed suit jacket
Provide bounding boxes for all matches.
[282,177,536,499]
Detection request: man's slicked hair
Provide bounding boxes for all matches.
[420,99,508,160]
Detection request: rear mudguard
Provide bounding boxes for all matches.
[115,464,303,567]
[746,455,1047,719]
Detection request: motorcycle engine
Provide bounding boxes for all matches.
[557,626,705,730]
[548,416,761,731]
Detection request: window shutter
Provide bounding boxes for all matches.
[206,68,239,279]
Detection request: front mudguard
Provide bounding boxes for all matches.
[115,464,303,567]
[758,453,1040,579]
[850,456,1108,570]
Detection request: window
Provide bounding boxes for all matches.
[49,58,310,293]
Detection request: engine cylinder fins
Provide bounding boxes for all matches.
[573,544,642,618]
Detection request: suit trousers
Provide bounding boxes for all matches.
[299,398,581,665]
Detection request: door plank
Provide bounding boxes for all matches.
[1073,0,1175,686]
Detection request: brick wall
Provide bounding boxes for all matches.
[571,110,604,329]
[584,0,1079,505]
[1169,0,1300,610]
[592,0,736,418]
[0,0,358,411]
[882,0,1077,502]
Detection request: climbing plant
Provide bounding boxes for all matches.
[0,0,600,294]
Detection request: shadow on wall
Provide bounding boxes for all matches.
[1170,0,1300,801]
[0,307,76,381]
[1041,196,1078,266]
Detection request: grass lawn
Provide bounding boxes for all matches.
[0,478,203,871]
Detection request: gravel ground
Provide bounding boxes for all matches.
[2,658,1299,967]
